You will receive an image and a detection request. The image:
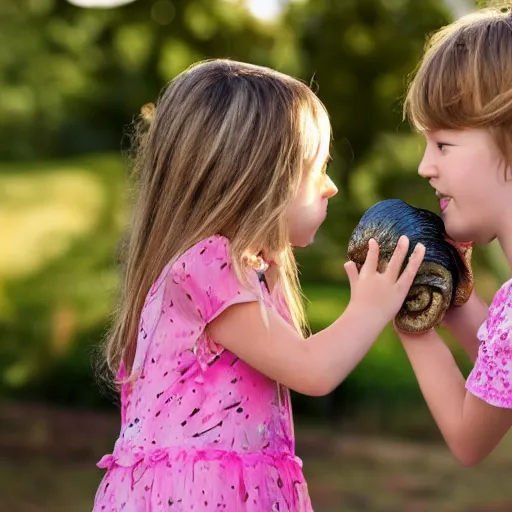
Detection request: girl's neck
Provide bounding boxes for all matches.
[498,173,512,274]
[263,263,279,292]
[498,233,512,276]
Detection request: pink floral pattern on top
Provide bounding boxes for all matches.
[466,278,512,408]
[92,235,313,511]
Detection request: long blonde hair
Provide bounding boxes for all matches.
[404,8,512,165]
[105,59,331,378]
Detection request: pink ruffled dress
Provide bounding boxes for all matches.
[466,278,512,408]
[92,235,313,511]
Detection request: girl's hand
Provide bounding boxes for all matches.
[344,236,425,326]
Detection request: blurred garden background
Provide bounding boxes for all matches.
[1,0,512,510]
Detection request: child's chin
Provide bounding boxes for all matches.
[447,227,483,245]
[292,233,316,248]
[445,225,472,244]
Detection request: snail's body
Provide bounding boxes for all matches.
[347,199,473,332]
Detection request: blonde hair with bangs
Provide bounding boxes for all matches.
[404,8,512,165]
[104,59,331,379]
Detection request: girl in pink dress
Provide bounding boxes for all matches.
[398,8,512,466]
[92,59,425,511]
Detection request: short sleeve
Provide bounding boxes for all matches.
[466,279,512,409]
[172,235,262,369]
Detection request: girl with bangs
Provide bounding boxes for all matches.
[92,59,424,511]
[398,8,512,466]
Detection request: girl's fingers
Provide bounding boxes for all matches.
[397,243,425,289]
[344,261,359,288]
[385,236,410,280]
[361,238,379,275]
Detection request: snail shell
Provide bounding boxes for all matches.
[347,199,473,332]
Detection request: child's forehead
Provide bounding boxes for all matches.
[423,128,464,139]
[423,129,449,138]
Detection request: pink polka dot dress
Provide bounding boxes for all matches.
[92,235,313,511]
[466,278,512,409]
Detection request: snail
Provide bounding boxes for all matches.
[347,199,473,332]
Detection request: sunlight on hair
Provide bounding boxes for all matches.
[300,106,331,170]
[67,0,137,8]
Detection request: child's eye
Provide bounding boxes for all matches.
[436,142,448,152]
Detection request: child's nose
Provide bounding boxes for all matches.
[418,153,438,179]
[324,176,338,198]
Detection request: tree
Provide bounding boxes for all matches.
[287,0,450,196]
[0,0,282,159]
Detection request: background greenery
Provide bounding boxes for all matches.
[1,0,511,510]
